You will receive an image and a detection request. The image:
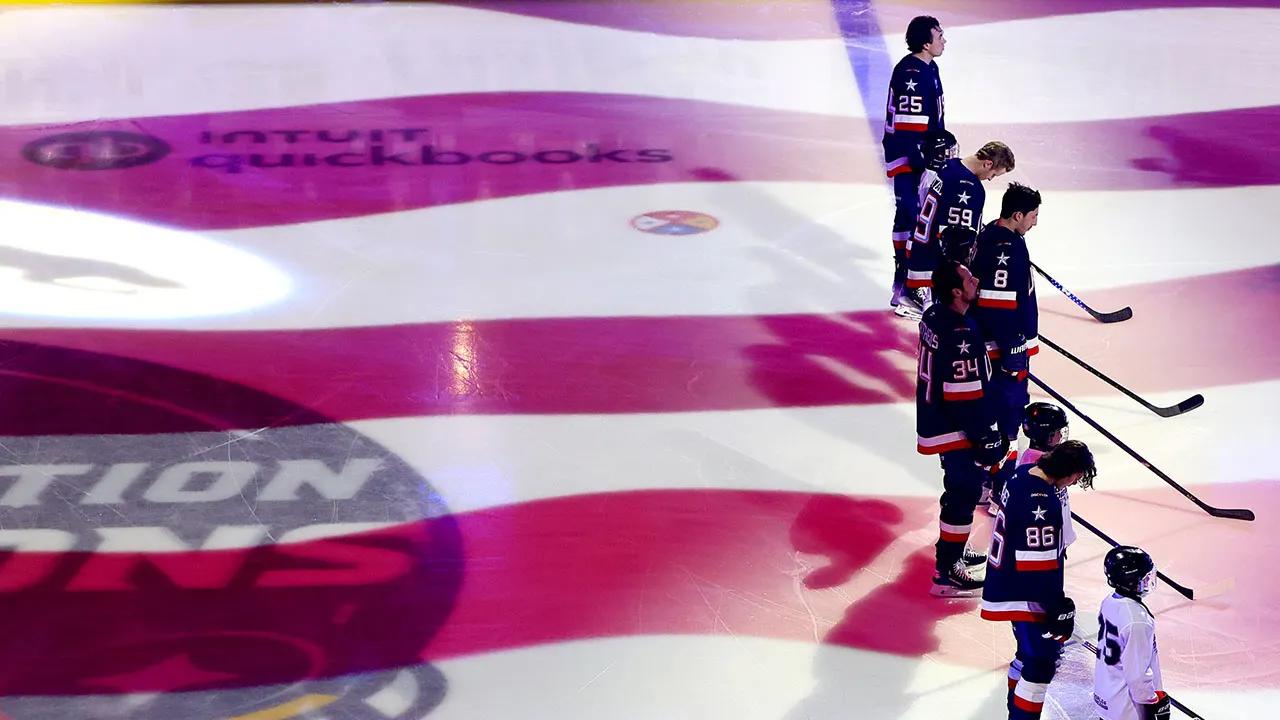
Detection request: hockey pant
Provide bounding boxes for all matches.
[935,448,985,572]
[1006,621,1063,719]
[891,168,922,284]
[990,372,1030,504]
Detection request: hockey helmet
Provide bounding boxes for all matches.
[1104,545,1157,597]
[1023,401,1068,451]
[940,224,978,266]
[923,129,958,172]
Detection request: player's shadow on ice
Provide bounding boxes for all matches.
[685,167,923,474]
[0,245,182,294]
[783,544,1009,720]
[1130,123,1276,187]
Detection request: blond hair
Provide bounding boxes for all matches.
[975,141,1015,172]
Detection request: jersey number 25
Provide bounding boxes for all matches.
[1096,617,1121,666]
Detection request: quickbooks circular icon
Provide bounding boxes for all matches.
[23,131,171,170]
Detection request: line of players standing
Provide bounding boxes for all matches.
[888,16,1171,720]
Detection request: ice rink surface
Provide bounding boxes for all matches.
[0,1,1276,718]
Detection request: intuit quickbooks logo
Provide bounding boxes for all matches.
[189,128,673,174]
[21,127,675,175]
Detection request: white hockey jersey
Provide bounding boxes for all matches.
[1093,593,1164,720]
[1018,447,1075,547]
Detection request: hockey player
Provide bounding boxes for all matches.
[972,182,1043,504]
[900,141,1016,312]
[999,402,1079,692]
[915,259,1009,596]
[1009,402,1075,553]
[1094,546,1169,720]
[884,15,947,307]
[982,439,1097,720]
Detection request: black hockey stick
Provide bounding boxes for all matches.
[1080,641,1205,719]
[1031,262,1132,323]
[1029,374,1254,522]
[1069,512,1194,600]
[1038,334,1204,418]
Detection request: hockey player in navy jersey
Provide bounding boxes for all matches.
[999,402,1081,693]
[982,439,1096,720]
[915,259,1009,596]
[900,141,1015,313]
[884,15,948,307]
[1008,403,1075,554]
[1094,546,1170,720]
[972,183,1043,503]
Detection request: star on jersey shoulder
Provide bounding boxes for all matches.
[996,252,1010,266]
[905,79,918,91]
[1032,506,1048,521]
[957,339,971,355]
[956,191,971,205]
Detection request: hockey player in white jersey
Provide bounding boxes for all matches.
[1094,546,1169,720]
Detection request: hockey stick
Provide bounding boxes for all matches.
[1029,374,1255,521]
[1038,334,1204,418]
[1031,262,1132,323]
[1069,512,1194,600]
[1080,641,1205,719]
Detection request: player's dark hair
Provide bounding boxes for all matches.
[1036,439,1096,490]
[975,141,1015,172]
[906,16,941,53]
[931,259,967,305]
[1000,182,1042,220]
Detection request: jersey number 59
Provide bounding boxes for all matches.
[946,207,973,227]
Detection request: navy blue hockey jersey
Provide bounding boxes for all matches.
[981,465,1066,621]
[915,302,999,454]
[971,222,1039,365]
[882,55,945,178]
[905,158,984,289]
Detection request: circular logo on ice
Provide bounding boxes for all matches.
[23,130,171,170]
[0,343,462,718]
[630,210,720,236]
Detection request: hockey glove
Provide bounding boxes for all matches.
[1040,596,1075,643]
[999,335,1030,381]
[908,286,931,310]
[971,425,1009,468]
[1141,692,1170,720]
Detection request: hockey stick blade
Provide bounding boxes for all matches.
[1205,506,1255,521]
[1080,642,1206,719]
[1088,305,1133,324]
[1070,512,1195,600]
[1156,393,1205,418]
[1030,374,1255,522]
[1159,572,1196,601]
[1032,262,1133,324]
[1038,334,1203,418]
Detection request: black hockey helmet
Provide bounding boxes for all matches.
[924,129,958,172]
[939,224,977,266]
[1104,546,1157,597]
[1023,402,1068,451]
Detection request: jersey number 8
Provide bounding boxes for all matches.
[993,269,1009,289]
